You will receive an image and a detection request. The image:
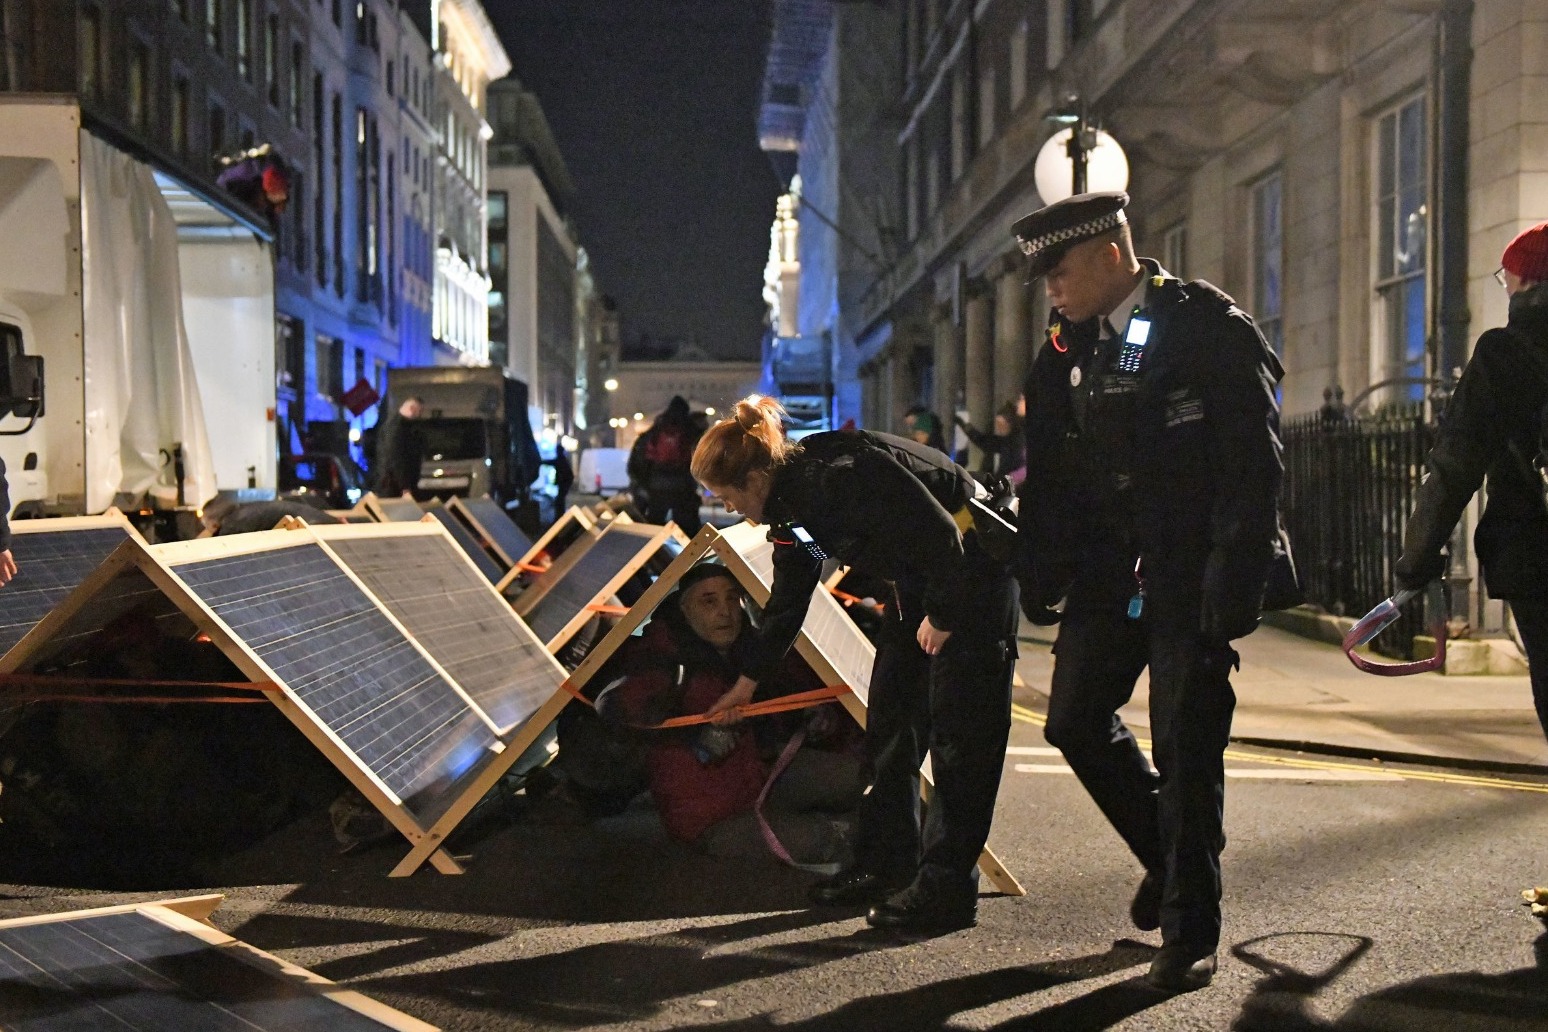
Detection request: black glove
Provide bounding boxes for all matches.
[1393,549,1446,593]
[1020,595,1063,626]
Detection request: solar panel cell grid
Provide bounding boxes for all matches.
[524,531,652,645]
[172,544,498,822]
[427,509,503,583]
[0,527,132,656]
[457,497,533,566]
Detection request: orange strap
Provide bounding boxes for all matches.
[557,678,849,730]
[584,603,630,616]
[0,673,282,705]
[515,561,547,574]
[828,586,885,613]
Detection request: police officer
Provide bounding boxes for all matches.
[1014,192,1284,991]
[692,395,1018,932]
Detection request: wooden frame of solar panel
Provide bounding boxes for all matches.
[565,521,1025,896]
[0,894,437,1030]
[363,492,433,523]
[491,504,598,595]
[0,510,141,664]
[0,525,561,878]
[510,518,689,654]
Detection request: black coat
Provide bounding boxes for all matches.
[1397,284,1548,598]
[1020,263,1284,637]
[739,429,991,684]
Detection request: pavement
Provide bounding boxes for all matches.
[1014,621,1548,772]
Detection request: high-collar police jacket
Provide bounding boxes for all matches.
[737,429,987,685]
[1020,260,1284,627]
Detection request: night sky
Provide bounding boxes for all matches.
[488,0,782,362]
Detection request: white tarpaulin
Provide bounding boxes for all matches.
[79,131,216,512]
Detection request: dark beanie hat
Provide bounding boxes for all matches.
[1502,222,1548,283]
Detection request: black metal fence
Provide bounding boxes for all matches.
[1282,404,1435,657]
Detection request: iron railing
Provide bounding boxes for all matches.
[1282,404,1435,657]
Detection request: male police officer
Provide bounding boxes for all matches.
[1014,192,1284,991]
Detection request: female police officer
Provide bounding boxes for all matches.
[691,395,1018,932]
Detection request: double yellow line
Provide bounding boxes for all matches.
[1009,701,1548,795]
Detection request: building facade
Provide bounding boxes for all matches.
[784,0,1545,625]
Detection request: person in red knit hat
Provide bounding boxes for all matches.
[1397,220,1548,731]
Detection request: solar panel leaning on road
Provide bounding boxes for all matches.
[426,506,504,583]
[0,526,553,876]
[448,495,534,569]
[0,895,436,1031]
[512,520,686,653]
[362,493,428,523]
[0,512,140,661]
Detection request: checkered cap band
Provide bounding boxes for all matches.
[1018,210,1127,256]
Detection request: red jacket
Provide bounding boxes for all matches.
[606,615,824,843]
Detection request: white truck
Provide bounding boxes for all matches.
[0,97,276,521]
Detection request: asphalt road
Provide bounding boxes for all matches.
[6,694,1548,1031]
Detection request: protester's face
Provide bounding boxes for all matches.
[400,398,423,419]
[680,577,744,648]
[1044,238,1120,324]
[710,472,770,525]
[911,429,931,445]
[993,414,1011,436]
[1503,269,1528,297]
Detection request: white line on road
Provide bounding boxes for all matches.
[1012,762,1404,782]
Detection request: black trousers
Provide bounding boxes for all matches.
[1044,599,1237,952]
[853,558,1017,884]
[644,481,703,537]
[1506,596,1548,740]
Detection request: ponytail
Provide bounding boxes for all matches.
[691,395,799,488]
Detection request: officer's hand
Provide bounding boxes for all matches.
[917,616,952,655]
[1020,595,1062,626]
[706,676,757,726]
[0,549,14,587]
[1394,549,1445,594]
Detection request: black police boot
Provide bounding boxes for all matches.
[808,866,912,908]
[1145,943,1217,993]
[865,868,978,933]
[1130,870,1162,932]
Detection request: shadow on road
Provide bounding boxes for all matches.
[692,938,1158,1032]
[1231,929,1548,1031]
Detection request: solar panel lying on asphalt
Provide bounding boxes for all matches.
[426,507,503,583]
[0,895,436,1031]
[316,522,562,735]
[449,496,534,568]
[0,513,139,660]
[513,521,685,653]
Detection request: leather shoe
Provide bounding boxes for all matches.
[808,867,911,907]
[1130,871,1162,932]
[1144,944,1217,993]
[866,873,977,933]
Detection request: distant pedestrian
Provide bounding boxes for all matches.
[1015,192,1284,992]
[374,396,424,498]
[1397,222,1548,734]
[903,406,948,453]
[628,396,704,535]
[545,445,575,517]
[955,403,1025,480]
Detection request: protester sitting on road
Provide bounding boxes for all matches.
[200,498,343,536]
[599,562,862,866]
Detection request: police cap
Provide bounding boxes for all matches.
[1011,191,1129,279]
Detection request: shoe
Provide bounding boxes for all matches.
[1130,871,1162,932]
[808,867,911,907]
[1144,944,1217,993]
[865,872,977,933]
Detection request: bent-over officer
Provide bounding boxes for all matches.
[1014,192,1284,991]
[693,396,1018,933]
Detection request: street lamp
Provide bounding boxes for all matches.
[603,377,619,391]
[1036,94,1129,203]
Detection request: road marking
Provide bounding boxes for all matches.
[1006,746,1061,756]
[1012,763,1403,782]
[1009,701,1548,793]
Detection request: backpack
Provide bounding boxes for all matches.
[643,426,691,470]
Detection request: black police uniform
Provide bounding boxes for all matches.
[1020,259,1284,960]
[1397,282,1548,732]
[738,429,1019,919]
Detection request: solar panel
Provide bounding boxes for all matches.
[321,528,559,735]
[0,900,432,1031]
[0,521,135,657]
[171,542,499,825]
[521,528,664,647]
[375,497,427,522]
[452,496,534,567]
[425,508,503,583]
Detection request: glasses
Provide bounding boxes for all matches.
[1494,267,1508,288]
